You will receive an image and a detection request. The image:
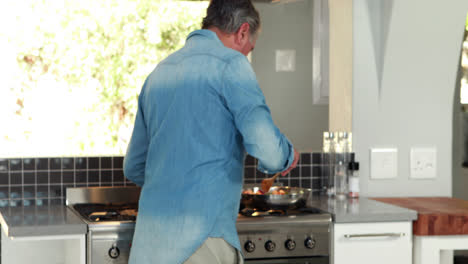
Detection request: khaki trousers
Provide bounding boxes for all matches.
[184,238,244,264]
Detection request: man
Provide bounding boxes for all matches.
[123,0,299,263]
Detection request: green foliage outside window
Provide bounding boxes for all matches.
[0,0,208,156]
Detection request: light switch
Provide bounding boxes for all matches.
[410,147,437,179]
[275,49,296,72]
[370,148,398,179]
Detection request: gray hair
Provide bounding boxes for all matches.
[202,0,261,38]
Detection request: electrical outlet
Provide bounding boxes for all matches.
[370,148,398,179]
[410,147,437,179]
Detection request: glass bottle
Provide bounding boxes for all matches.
[334,161,347,200]
[326,132,336,197]
[348,162,360,198]
[323,132,330,152]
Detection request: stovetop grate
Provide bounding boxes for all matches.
[239,207,323,217]
[73,203,138,222]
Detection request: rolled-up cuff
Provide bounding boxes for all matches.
[257,140,294,175]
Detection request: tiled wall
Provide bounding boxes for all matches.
[0,152,354,207]
[244,152,355,194]
[0,157,134,207]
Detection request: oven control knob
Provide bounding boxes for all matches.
[305,237,316,249]
[265,240,276,252]
[244,240,256,253]
[109,245,120,259]
[285,239,296,251]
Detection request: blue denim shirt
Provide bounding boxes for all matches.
[124,29,294,264]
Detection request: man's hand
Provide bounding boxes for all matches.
[281,149,299,176]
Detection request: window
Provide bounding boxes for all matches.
[0,0,208,157]
[461,13,468,105]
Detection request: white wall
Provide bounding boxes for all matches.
[252,1,329,152]
[353,0,468,197]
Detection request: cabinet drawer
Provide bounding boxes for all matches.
[333,222,412,264]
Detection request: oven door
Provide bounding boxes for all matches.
[244,256,329,264]
[88,227,134,264]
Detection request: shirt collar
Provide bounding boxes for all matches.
[186,29,223,45]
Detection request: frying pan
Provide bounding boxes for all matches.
[240,186,312,211]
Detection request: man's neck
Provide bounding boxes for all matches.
[207,27,236,51]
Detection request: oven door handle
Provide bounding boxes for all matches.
[343,232,406,239]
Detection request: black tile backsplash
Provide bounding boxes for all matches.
[0,187,8,199]
[24,172,35,184]
[75,157,87,170]
[113,157,124,169]
[23,159,35,170]
[50,158,62,170]
[10,172,22,185]
[0,156,132,207]
[62,158,74,170]
[24,186,35,198]
[37,186,48,198]
[75,171,87,183]
[0,152,355,207]
[300,153,311,164]
[10,187,22,199]
[10,159,22,171]
[88,157,100,169]
[36,158,49,170]
[244,151,356,194]
[101,170,112,183]
[243,167,255,179]
[49,185,62,198]
[312,153,322,164]
[63,171,74,184]
[114,170,125,182]
[88,170,100,183]
[0,159,8,172]
[50,172,61,184]
[101,157,112,169]
[245,155,256,166]
[0,173,8,185]
[37,172,49,184]
[290,167,299,177]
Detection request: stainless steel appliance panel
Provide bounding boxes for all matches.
[244,257,329,264]
[88,228,135,264]
[238,224,330,259]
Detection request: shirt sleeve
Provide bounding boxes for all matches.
[123,84,148,186]
[221,55,294,174]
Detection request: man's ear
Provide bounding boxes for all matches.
[235,22,251,45]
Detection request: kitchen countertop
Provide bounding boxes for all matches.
[309,196,418,223]
[0,205,87,238]
[0,197,418,238]
[373,197,468,236]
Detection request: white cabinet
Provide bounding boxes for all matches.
[1,230,86,264]
[332,222,412,264]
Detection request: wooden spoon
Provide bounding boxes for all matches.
[261,172,281,193]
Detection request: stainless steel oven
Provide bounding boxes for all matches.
[237,210,331,264]
[66,186,331,264]
[66,186,140,264]
[244,257,329,264]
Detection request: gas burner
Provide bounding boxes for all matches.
[73,203,138,222]
[239,207,323,217]
[240,208,286,217]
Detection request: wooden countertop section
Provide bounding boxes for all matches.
[372,197,468,236]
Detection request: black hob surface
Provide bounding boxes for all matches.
[239,207,324,217]
[73,203,138,222]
